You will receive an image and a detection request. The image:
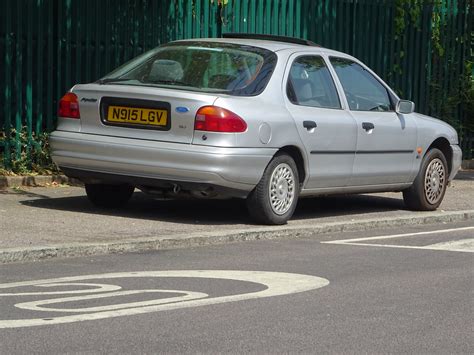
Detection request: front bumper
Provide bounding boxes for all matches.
[50,130,277,196]
[449,144,462,181]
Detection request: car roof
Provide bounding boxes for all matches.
[171,37,351,59]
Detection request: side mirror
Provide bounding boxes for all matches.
[396,100,415,114]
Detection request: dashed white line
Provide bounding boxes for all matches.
[322,226,474,253]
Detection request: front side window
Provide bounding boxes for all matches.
[100,41,278,96]
[287,56,341,109]
[330,57,392,112]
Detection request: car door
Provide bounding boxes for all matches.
[284,54,357,189]
[329,57,417,186]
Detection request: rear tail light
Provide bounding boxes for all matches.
[195,106,247,133]
[58,92,80,119]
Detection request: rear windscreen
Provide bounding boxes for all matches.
[100,41,278,96]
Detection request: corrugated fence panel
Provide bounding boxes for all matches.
[1,0,473,169]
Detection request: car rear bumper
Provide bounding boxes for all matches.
[50,130,277,196]
[449,144,462,181]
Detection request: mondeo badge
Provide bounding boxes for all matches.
[81,98,97,103]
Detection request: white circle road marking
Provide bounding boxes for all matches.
[0,270,329,329]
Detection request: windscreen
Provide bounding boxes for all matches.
[100,41,278,96]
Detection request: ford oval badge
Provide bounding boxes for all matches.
[176,106,189,113]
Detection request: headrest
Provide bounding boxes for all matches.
[149,60,184,82]
[292,78,313,102]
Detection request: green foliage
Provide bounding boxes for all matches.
[394,0,406,40]
[431,0,445,56]
[460,61,474,132]
[392,0,473,159]
[0,128,60,176]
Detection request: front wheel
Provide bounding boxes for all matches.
[85,183,135,208]
[403,148,448,211]
[246,153,300,225]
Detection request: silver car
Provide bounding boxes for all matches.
[51,34,462,225]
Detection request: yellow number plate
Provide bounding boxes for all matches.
[107,106,168,127]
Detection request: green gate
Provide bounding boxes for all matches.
[1,0,473,170]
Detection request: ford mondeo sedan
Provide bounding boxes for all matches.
[51,34,462,224]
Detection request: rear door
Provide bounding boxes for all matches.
[284,54,357,189]
[329,57,417,185]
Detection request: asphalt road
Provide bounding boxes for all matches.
[1,221,473,354]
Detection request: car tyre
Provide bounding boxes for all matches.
[403,148,448,211]
[246,153,300,225]
[85,183,135,208]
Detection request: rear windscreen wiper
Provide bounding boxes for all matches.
[97,78,136,85]
[148,79,192,86]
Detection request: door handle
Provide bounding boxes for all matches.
[303,121,317,130]
[362,122,375,131]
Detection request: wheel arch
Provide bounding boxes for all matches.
[275,145,307,186]
[427,137,452,175]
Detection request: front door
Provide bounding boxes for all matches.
[329,57,417,186]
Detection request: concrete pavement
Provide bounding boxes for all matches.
[0,173,473,263]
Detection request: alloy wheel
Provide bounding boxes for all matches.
[424,158,446,205]
[268,163,296,215]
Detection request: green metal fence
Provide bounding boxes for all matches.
[1,0,473,169]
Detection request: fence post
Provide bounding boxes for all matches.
[2,1,13,169]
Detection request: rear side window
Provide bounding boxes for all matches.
[101,42,277,96]
[287,56,341,109]
[330,57,393,111]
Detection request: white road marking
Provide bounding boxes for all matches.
[423,238,474,251]
[15,290,209,313]
[0,283,122,296]
[324,226,474,244]
[0,270,329,329]
[322,226,474,253]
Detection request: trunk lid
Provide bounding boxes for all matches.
[72,83,218,144]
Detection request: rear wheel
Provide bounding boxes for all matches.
[403,148,448,211]
[85,183,135,208]
[246,153,300,225]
